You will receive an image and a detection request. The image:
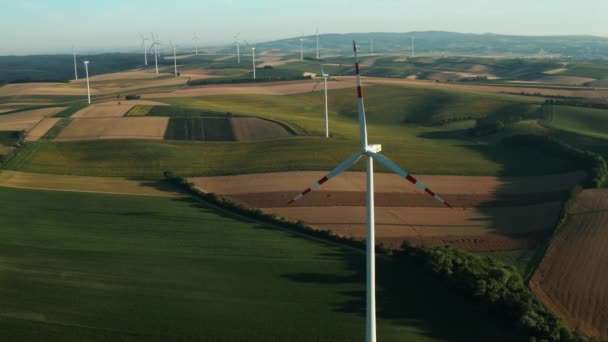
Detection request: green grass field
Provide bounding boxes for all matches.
[0,186,519,341]
[4,85,578,178]
[0,131,20,146]
[557,63,608,79]
[543,105,608,140]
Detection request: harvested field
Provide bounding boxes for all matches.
[25,118,60,141]
[69,70,170,82]
[0,108,16,114]
[72,100,168,118]
[165,117,234,141]
[143,79,357,98]
[231,117,293,141]
[530,189,608,340]
[55,117,169,141]
[0,83,98,96]
[266,203,560,250]
[0,170,183,197]
[190,171,583,251]
[535,76,595,86]
[0,107,64,131]
[357,77,608,100]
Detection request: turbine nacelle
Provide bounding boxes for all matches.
[365,144,382,154]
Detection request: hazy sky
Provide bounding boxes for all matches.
[1,0,607,55]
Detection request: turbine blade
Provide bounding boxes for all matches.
[312,79,322,92]
[288,153,363,204]
[368,152,451,207]
[353,40,369,148]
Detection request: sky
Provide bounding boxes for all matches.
[1,0,607,55]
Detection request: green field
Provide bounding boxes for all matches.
[4,85,580,178]
[0,186,519,341]
[0,131,20,146]
[543,105,608,140]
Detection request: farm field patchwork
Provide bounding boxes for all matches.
[25,118,61,141]
[190,171,584,251]
[0,186,519,342]
[530,189,608,340]
[71,100,168,119]
[543,105,608,140]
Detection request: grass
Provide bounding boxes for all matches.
[557,63,608,79]
[4,85,579,178]
[0,131,21,146]
[543,105,608,140]
[145,105,234,118]
[478,246,547,282]
[0,186,519,341]
[124,105,153,116]
[164,117,235,141]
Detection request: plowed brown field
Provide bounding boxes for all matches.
[190,171,584,251]
[530,189,608,340]
[0,107,65,131]
[231,117,293,141]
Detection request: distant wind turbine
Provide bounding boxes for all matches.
[72,46,78,80]
[244,41,256,80]
[170,41,178,77]
[316,26,320,59]
[193,33,200,55]
[299,34,306,61]
[234,33,241,64]
[312,65,331,138]
[139,33,149,66]
[149,33,161,74]
[83,60,91,104]
[411,36,415,58]
[288,41,452,342]
[370,39,373,57]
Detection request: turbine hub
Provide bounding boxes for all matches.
[365,144,382,153]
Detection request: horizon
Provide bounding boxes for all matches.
[1,0,607,55]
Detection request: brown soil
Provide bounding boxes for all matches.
[190,171,585,196]
[530,189,608,340]
[25,118,61,141]
[0,107,65,131]
[0,170,184,198]
[231,117,293,141]
[55,117,169,141]
[0,83,99,96]
[264,203,561,251]
[190,171,581,252]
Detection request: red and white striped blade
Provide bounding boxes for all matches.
[288,152,363,205]
[368,152,452,208]
[353,40,368,148]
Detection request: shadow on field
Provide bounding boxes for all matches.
[281,248,517,341]
[171,195,518,341]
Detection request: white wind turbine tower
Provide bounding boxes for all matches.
[170,41,178,77]
[72,46,78,80]
[288,41,451,342]
[299,34,306,61]
[312,65,331,138]
[193,33,200,55]
[234,33,241,64]
[411,35,415,58]
[149,33,161,74]
[139,33,149,66]
[316,26,320,59]
[370,38,374,57]
[83,60,91,104]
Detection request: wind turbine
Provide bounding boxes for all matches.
[370,38,374,57]
[83,60,91,104]
[170,41,178,77]
[316,26,320,60]
[149,33,161,74]
[312,65,331,138]
[193,33,200,55]
[72,46,78,80]
[411,35,415,58]
[139,33,149,65]
[234,33,241,64]
[299,34,306,61]
[287,41,451,342]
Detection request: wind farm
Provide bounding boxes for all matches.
[1,2,608,341]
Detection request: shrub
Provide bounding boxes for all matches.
[125,94,141,100]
